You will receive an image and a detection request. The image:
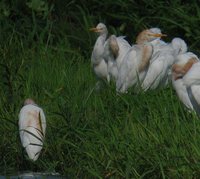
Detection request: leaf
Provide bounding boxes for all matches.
[20,129,43,143]
[38,111,44,137]
[29,143,43,147]
[26,0,46,12]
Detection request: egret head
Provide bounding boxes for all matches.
[89,23,108,35]
[24,98,36,106]
[136,29,167,44]
[149,27,162,34]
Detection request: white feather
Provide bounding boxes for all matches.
[19,103,46,161]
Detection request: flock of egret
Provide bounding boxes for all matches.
[90,22,200,114]
[17,22,200,162]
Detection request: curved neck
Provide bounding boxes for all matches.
[100,31,108,40]
[95,32,108,47]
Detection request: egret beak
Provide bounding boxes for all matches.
[150,33,167,37]
[89,27,99,32]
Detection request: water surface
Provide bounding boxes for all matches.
[0,171,66,179]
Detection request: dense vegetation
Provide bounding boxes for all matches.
[1,0,200,178]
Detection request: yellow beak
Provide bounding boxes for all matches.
[89,27,99,32]
[151,33,167,37]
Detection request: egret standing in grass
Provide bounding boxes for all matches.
[141,37,187,91]
[182,61,200,115]
[19,98,46,161]
[116,28,166,93]
[90,23,110,88]
[172,52,199,110]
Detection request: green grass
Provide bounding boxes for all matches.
[1,0,200,178]
[1,36,200,178]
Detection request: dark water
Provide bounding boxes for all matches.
[0,172,67,179]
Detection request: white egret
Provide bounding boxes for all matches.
[90,23,110,86]
[116,29,166,93]
[141,37,187,91]
[103,35,131,81]
[19,98,46,161]
[182,61,200,115]
[172,52,199,110]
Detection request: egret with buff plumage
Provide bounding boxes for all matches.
[19,98,46,161]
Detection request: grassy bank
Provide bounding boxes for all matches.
[0,35,200,178]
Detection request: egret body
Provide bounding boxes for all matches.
[19,99,46,161]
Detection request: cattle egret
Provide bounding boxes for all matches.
[90,23,110,87]
[142,37,187,91]
[116,28,166,93]
[19,98,46,161]
[182,61,200,115]
[172,53,199,110]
